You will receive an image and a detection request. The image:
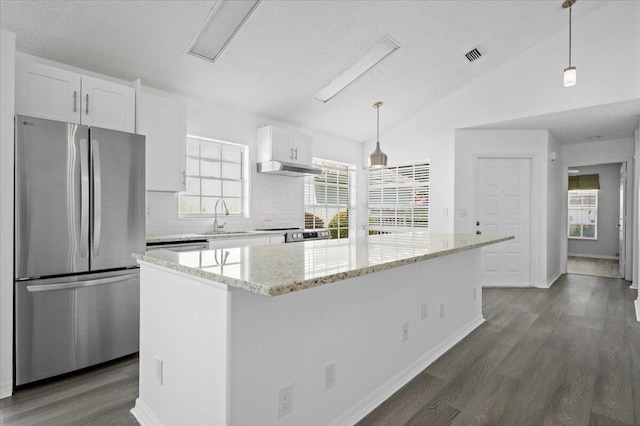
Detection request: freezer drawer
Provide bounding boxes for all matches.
[15,269,140,386]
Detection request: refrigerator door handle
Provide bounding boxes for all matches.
[80,138,90,258]
[26,273,138,292]
[92,139,102,257]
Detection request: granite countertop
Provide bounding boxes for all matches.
[146,230,286,244]
[134,232,513,297]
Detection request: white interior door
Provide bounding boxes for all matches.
[619,163,626,277]
[476,158,531,287]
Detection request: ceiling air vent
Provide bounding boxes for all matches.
[465,48,482,62]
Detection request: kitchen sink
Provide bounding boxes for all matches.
[199,231,253,236]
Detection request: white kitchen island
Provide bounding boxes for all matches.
[131,232,511,426]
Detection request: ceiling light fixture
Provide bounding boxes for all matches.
[369,102,388,169]
[187,0,262,63]
[563,0,577,87]
[313,36,400,102]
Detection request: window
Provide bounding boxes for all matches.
[179,136,246,216]
[304,159,355,239]
[568,189,598,239]
[367,161,430,233]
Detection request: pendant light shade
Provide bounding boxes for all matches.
[563,0,577,87]
[369,101,388,168]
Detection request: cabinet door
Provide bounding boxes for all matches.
[292,133,312,164]
[137,92,187,192]
[270,127,294,163]
[16,58,81,123]
[81,76,135,132]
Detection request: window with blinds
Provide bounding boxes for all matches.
[367,162,430,233]
[304,159,355,239]
[179,136,247,216]
[568,189,598,239]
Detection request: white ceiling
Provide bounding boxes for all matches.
[0,0,614,143]
[472,99,640,144]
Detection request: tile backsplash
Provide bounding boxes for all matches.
[146,173,305,235]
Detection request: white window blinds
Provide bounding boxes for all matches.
[304,159,354,239]
[367,162,430,232]
[568,189,598,239]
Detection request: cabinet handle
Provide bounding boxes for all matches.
[73,91,77,112]
[290,148,294,160]
[182,171,186,185]
[294,148,298,160]
[85,94,89,115]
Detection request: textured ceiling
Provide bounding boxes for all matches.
[1,0,609,143]
[473,99,640,145]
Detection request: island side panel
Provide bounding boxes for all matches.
[227,249,482,425]
[133,262,231,426]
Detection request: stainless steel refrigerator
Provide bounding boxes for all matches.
[14,115,145,386]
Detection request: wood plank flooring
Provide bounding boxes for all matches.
[359,273,640,426]
[0,355,139,426]
[1,273,638,425]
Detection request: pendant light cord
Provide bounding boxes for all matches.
[376,104,380,143]
[569,6,572,67]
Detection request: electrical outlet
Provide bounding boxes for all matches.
[325,363,336,391]
[146,205,152,216]
[278,384,293,418]
[440,303,445,319]
[420,302,428,320]
[154,356,163,385]
[401,322,409,342]
[473,288,477,301]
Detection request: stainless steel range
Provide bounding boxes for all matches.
[256,228,330,243]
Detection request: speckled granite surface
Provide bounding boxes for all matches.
[134,233,513,297]
[146,230,285,244]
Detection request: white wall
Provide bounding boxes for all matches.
[455,128,550,287]
[568,163,622,258]
[547,133,563,284]
[146,94,364,235]
[361,1,640,233]
[0,29,16,399]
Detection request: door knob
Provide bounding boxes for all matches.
[476,230,482,235]
[476,221,480,226]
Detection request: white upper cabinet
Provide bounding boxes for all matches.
[16,57,135,132]
[136,91,187,192]
[256,125,313,165]
[81,76,135,132]
[16,58,82,123]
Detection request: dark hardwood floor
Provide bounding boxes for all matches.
[359,274,640,426]
[1,273,638,425]
[0,355,139,426]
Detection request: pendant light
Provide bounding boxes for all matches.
[563,0,577,87]
[369,101,388,168]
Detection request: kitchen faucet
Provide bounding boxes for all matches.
[213,199,229,233]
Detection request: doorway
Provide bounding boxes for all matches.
[566,162,626,279]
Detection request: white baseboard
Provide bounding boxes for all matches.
[329,315,485,426]
[532,271,562,289]
[635,299,640,322]
[0,381,12,399]
[131,398,162,426]
[631,282,638,290]
[482,283,529,288]
[567,253,619,260]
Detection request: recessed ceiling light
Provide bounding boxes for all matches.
[588,135,602,140]
[186,0,261,64]
[313,36,400,103]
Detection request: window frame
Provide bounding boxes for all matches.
[179,135,248,218]
[568,189,598,240]
[367,160,430,234]
[304,158,355,240]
